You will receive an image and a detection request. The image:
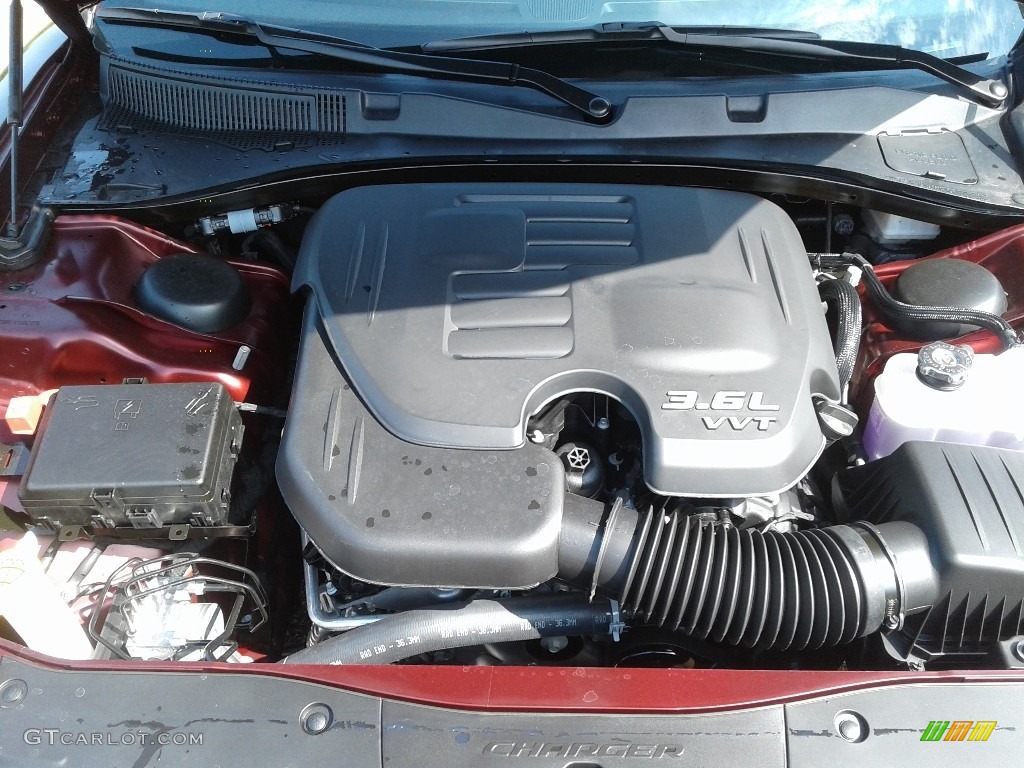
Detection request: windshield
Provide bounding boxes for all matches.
[97,0,1024,58]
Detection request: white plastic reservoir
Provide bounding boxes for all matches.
[864,345,1024,460]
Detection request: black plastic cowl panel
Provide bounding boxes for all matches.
[294,183,840,497]
[277,306,565,588]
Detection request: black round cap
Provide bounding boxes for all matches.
[893,258,1007,340]
[916,341,974,391]
[135,252,251,334]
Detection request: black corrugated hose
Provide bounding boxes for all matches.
[817,277,862,392]
[557,494,937,653]
[614,510,888,650]
[290,493,935,661]
[282,595,616,664]
[811,251,1021,350]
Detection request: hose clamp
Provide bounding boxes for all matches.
[851,522,906,631]
[608,599,625,642]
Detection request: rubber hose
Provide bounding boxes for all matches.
[557,496,933,652]
[811,251,1020,350]
[243,229,297,272]
[617,511,887,650]
[817,278,862,392]
[282,595,616,664]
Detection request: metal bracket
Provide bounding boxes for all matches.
[0,443,28,477]
[58,525,92,542]
[57,522,246,542]
[0,206,54,271]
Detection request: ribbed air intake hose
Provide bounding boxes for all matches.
[817,277,862,392]
[558,494,936,652]
[619,512,881,649]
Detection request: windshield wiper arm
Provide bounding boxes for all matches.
[659,28,1008,107]
[422,23,824,52]
[426,22,1008,108]
[94,7,614,122]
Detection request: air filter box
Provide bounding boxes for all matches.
[836,441,1024,659]
[19,383,242,530]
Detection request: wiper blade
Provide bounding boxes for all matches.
[426,22,1008,108]
[422,23,823,52]
[661,28,1008,107]
[94,7,614,122]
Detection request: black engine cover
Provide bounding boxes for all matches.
[292,183,840,497]
[277,308,566,588]
[280,182,841,589]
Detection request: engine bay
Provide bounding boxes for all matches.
[3,180,1024,672]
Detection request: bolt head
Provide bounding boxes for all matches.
[300,703,334,735]
[588,97,612,119]
[1013,639,1024,663]
[0,679,28,708]
[834,711,869,743]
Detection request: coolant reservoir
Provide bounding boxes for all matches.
[864,342,1024,459]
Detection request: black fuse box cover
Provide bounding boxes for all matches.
[19,383,242,529]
